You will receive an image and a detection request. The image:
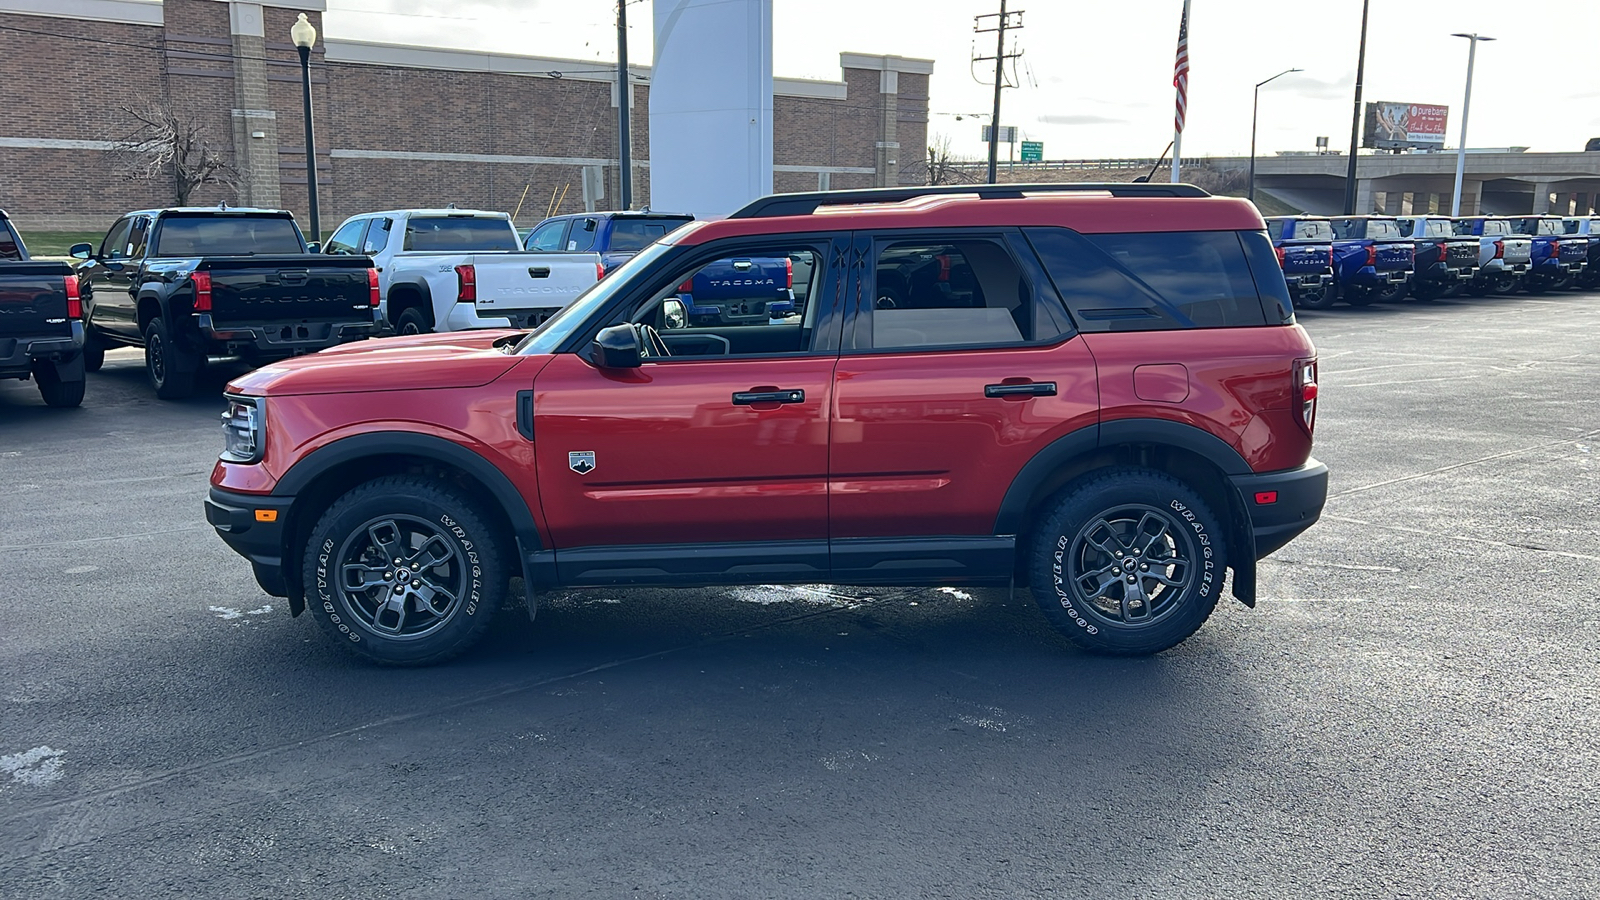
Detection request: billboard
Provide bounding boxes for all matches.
[1363,102,1449,150]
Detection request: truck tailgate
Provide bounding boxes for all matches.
[1374,242,1415,272]
[1445,240,1479,268]
[470,252,600,311]
[1280,244,1331,275]
[0,261,75,341]
[1500,238,1533,264]
[203,255,372,323]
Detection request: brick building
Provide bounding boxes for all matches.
[0,0,932,233]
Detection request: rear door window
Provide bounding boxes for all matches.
[860,234,1073,350]
[1025,228,1271,332]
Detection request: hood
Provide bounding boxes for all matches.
[228,329,527,396]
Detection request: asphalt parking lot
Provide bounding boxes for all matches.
[2,292,1597,899]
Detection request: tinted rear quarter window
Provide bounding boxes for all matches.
[1025,228,1274,332]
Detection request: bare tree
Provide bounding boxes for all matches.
[921,134,980,186]
[115,97,235,206]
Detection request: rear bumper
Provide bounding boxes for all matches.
[444,303,563,332]
[1284,270,1332,290]
[1416,262,1476,283]
[1346,266,1409,287]
[198,314,380,355]
[1230,459,1329,559]
[0,322,85,374]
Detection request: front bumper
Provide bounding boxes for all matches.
[1230,458,1329,559]
[206,486,295,597]
[198,314,380,356]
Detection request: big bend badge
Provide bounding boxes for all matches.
[568,451,596,475]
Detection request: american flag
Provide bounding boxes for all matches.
[1173,0,1191,133]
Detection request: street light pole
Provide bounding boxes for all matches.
[1250,68,1302,204]
[1451,33,1495,217]
[290,13,321,243]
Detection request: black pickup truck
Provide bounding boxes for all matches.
[72,207,379,399]
[0,210,87,408]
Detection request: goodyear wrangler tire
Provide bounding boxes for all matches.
[303,475,504,666]
[1029,468,1227,656]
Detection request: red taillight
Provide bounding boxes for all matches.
[677,277,694,293]
[1274,245,1287,267]
[785,257,794,289]
[597,262,606,281]
[1494,240,1504,259]
[191,271,212,312]
[63,276,82,319]
[1328,247,1335,266]
[1550,240,1560,254]
[1295,358,1318,435]
[367,267,380,308]
[455,264,476,302]
[1365,245,1377,266]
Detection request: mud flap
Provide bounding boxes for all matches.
[1226,486,1258,608]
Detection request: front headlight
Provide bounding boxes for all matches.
[220,395,265,463]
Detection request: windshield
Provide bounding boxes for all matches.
[154,215,305,256]
[404,216,519,251]
[514,241,675,355]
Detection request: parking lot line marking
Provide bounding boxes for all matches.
[1339,374,1487,388]
[1331,428,1600,498]
[1325,514,1600,563]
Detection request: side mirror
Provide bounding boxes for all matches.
[662,299,687,330]
[306,241,321,254]
[591,324,642,369]
[69,243,94,260]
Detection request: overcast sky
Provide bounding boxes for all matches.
[324,0,1600,161]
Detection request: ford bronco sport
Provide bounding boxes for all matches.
[205,184,1328,665]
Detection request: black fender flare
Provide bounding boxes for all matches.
[993,418,1258,607]
[273,431,542,548]
[385,279,435,327]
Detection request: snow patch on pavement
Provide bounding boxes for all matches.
[1,746,65,788]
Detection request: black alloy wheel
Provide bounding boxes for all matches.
[304,475,505,665]
[1030,469,1227,655]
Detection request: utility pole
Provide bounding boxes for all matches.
[617,0,633,210]
[1343,0,1370,214]
[974,2,1023,185]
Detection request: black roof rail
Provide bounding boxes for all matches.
[727,182,1212,219]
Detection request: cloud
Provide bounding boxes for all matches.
[1038,114,1127,126]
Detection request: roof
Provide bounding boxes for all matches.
[676,187,1263,245]
[125,207,294,217]
[540,210,695,221]
[355,209,510,218]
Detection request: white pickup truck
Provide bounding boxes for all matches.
[322,208,601,334]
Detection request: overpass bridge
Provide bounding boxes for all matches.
[950,152,1600,216]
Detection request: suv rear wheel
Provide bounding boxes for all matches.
[303,475,505,665]
[1029,469,1227,655]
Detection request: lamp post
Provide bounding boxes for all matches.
[291,13,321,243]
[1450,33,1495,217]
[1249,68,1302,203]
[1342,0,1370,214]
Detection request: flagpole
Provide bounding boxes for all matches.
[1171,0,1190,183]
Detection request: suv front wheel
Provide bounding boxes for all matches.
[1029,469,1228,655]
[303,475,505,665]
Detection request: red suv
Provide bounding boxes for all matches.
[206,184,1327,665]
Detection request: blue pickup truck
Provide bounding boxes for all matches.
[1330,216,1415,305]
[524,211,695,272]
[1263,217,1336,309]
[1511,216,1588,293]
[1563,216,1600,289]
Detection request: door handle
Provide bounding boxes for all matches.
[732,389,805,405]
[529,266,552,278]
[984,381,1057,398]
